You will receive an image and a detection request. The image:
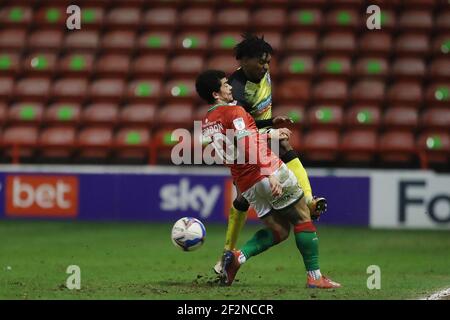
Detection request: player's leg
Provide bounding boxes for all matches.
[278,139,327,220]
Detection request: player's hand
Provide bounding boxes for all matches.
[268,175,282,197]
[273,116,294,126]
[269,128,292,140]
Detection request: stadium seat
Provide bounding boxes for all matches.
[358,32,392,57]
[34,7,67,28]
[432,34,450,56]
[52,78,89,102]
[283,31,319,54]
[0,77,14,100]
[391,58,426,80]
[425,83,450,105]
[345,105,381,129]
[179,8,214,29]
[420,108,450,130]
[193,104,210,122]
[77,126,113,160]
[137,32,172,54]
[325,9,359,30]
[157,103,194,129]
[417,131,450,167]
[28,29,64,51]
[255,32,282,52]
[279,55,314,79]
[406,0,437,9]
[114,127,151,162]
[251,8,286,31]
[0,6,33,27]
[120,104,157,126]
[39,126,76,159]
[101,31,135,53]
[173,32,209,54]
[290,0,327,8]
[142,7,177,31]
[271,104,306,128]
[150,128,182,164]
[82,103,119,125]
[302,129,339,162]
[78,7,105,30]
[307,104,343,129]
[0,52,20,76]
[287,128,302,152]
[57,53,95,76]
[275,79,310,103]
[14,77,51,102]
[127,79,162,103]
[317,56,351,79]
[340,130,378,163]
[2,125,38,160]
[379,131,417,164]
[288,8,322,30]
[8,102,44,124]
[436,11,450,31]
[375,9,396,31]
[89,78,125,102]
[354,57,389,79]
[167,55,204,78]
[321,32,356,55]
[0,103,6,124]
[21,53,57,76]
[383,106,419,130]
[429,58,450,80]
[105,7,141,29]
[206,55,239,76]
[398,10,433,32]
[95,54,130,77]
[0,29,27,50]
[163,78,197,103]
[44,102,81,125]
[387,82,423,107]
[215,8,250,30]
[395,33,430,57]
[210,32,242,54]
[350,80,385,104]
[131,54,167,77]
[312,80,348,104]
[64,30,100,51]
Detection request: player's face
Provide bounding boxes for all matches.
[242,52,271,83]
[214,78,233,103]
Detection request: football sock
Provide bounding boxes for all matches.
[240,228,280,260]
[224,206,247,250]
[294,221,320,272]
[307,270,322,280]
[282,151,313,200]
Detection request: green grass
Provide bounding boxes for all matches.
[0,221,449,300]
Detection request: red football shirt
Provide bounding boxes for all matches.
[202,104,282,192]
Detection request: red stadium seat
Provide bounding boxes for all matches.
[350,80,385,104]
[383,106,418,130]
[44,102,81,125]
[78,7,104,30]
[89,78,125,102]
[317,56,351,79]
[21,53,57,76]
[0,29,27,50]
[288,8,322,30]
[379,131,417,164]
[307,104,343,129]
[173,32,209,54]
[429,58,450,80]
[391,58,426,80]
[0,52,20,76]
[168,55,204,78]
[354,57,389,79]
[114,127,151,162]
[398,10,433,32]
[420,108,450,130]
[105,7,141,29]
[425,83,450,105]
[358,32,392,57]
[127,79,162,103]
[77,126,113,160]
[345,105,381,129]
[2,125,38,160]
[142,8,177,31]
[131,54,167,77]
[14,77,51,102]
[215,8,250,31]
[39,126,76,159]
[206,55,239,75]
[395,33,430,57]
[101,30,135,53]
[325,9,359,30]
[432,33,450,56]
[137,32,172,54]
[163,78,197,103]
[375,9,396,31]
[417,131,450,167]
[120,104,157,126]
[0,77,14,100]
[276,79,310,104]
[64,30,100,51]
[284,31,319,54]
[28,29,64,51]
[321,32,356,55]
[179,8,214,29]
[271,104,306,128]
[0,6,33,27]
[251,8,286,31]
[150,128,182,164]
[95,54,130,77]
[34,7,66,28]
[0,103,6,124]
[436,11,450,31]
[8,102,44,124]
[303,129,339,162]
[341,130,378,163]
[157,103,194,129]
[290,0,327,8]
[406,0,437,9]
[312,80,348,104]
[52,78,89,102]
[255,32,282,52]
[279,55,315,79]
[57,53,95,76]
[211,32,242,54]
[387,82,423,107]
[193,104,210,122]
[82,103,119,125]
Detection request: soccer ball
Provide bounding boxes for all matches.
[171,217,206,251]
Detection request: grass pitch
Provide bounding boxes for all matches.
[0,221,449,300]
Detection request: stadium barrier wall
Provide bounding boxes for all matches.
[0,165,448,229]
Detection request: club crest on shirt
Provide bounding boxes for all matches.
[233,117,246,130]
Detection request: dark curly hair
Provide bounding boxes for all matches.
[234,33,274,60]
[195,69,227,104]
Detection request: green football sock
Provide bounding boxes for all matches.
[240,228,279,260]
[294,222,320,271]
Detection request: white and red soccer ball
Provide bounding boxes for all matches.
[171,217,206,251]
